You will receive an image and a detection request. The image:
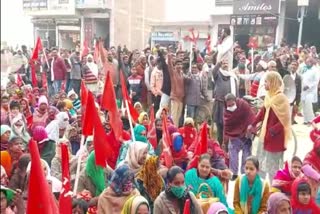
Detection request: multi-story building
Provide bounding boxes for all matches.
[23,0,165,50]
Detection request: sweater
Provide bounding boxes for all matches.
[168,55,185,102]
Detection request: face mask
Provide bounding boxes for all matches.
[171,185,186,198]
[227,105,237,112]
[305,65,312,69]
[238,63,245,70]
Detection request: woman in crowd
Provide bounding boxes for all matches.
[118,141,148,175]
[185,154,229,209]
[170,132,188,170]
[97,164,139,214]
[0,137,24,177]
[121,195,150,214]
[138,112,149,129]
[153,166,202,214]
[249,71,291,180]
[267,192,291,214]
[10,114,30,149]
[77,151,106,202]
[32,126,56,166]
[272,156,303,195]
[178,117,198,150]
[135,156,164,211]
[1,125,11,151]
[233,156,269,214]
[0,186,25,214]
[19,98,32,128]
[8,154,30,191]
[72,198,89,214]
[290,178,320,213]
[32,95,49,129]
[207,202,229,214]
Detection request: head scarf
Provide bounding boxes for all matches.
[32,126,49,144]
[0,185,14,204]
[121,195,149,214]
[85,151,106,196]
[290,177,320,212]
[56,112,69,129]
[123,141,148,174]
[138,112,148,124]
[110,164,134,196]
[1,125,11,137]
[134,124,147,143]
[0,165,9,186]
[272,161,302,195]
[136,156,163,201]
[240,174,263,214]
[20,98,32,117]
[67,89,78,99]
[10,114,30,145]
[207,202,228,214]
[63,99,73,110]
[38,95,48,106]
[267,192,291,214]
[260,71,291,148]
[303,139,320,172]
[26,158,62,193]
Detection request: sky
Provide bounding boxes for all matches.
[1,0,34,48]
[0,0,212,48]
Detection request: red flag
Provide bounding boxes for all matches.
[31,37,43,61]
[187,123,208,170]
[81,80,88,107]
[162,117,173,168]
[120,70,139,122]
[81,39,89,58]
[27,139,58,214]
[93,104,112,168]
[147,105,157,149]
[60,80,66,92]
[30,62,38,87]
[101,67,122,139]
[248,36,258,49]
[41,72,47,89]
[183,199,191,214]
[59,143,72,214]
[205,34,211,53]
[16,73,23,87]
[82,91,95,136]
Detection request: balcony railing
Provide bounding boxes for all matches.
[215,0,233,6]
[76,0,112,9]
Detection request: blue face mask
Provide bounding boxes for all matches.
[170,185,186,198]
[305,65,312,70]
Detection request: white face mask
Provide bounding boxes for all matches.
[227,105,237,112]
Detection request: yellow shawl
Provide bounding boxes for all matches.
[260,90,291,148]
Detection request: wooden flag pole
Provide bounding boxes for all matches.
[125,99,136,142]
[73,135,85,195]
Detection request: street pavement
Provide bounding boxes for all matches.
[226,115,313,208]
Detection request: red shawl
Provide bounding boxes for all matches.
[272,161,300,194]
[303,139,320,172]
[224,98,255,138]
[179,126,197,150]
[291,178,320,213]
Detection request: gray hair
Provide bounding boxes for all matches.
[224,93,236,102]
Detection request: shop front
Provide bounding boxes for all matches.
[231,0,280,51]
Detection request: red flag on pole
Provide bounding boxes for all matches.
[16,73,23,87]
[41,72,47,89]
[120,70,139,122]
[27,139,58,214]
[161,117,173,168]
[82,91,95,136]
[147,105,157,149]
[31,37,43,61]
[92,104,112,168]
[183,199,191,214]
[59,143,72,214]
[101,67,122,139]
[186,123,208,170]
[205,34,211,53]
[81,38,90,59]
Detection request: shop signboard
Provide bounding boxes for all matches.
[233,0,280,15]
[23,0,75,15]
[23,0,48,11]
[151,32,177,42]
[230,14,278,26]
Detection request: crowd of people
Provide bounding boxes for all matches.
[0,26,320,214]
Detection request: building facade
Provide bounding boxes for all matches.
[23,0,165,50]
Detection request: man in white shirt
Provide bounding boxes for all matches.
[217,27,233,71]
